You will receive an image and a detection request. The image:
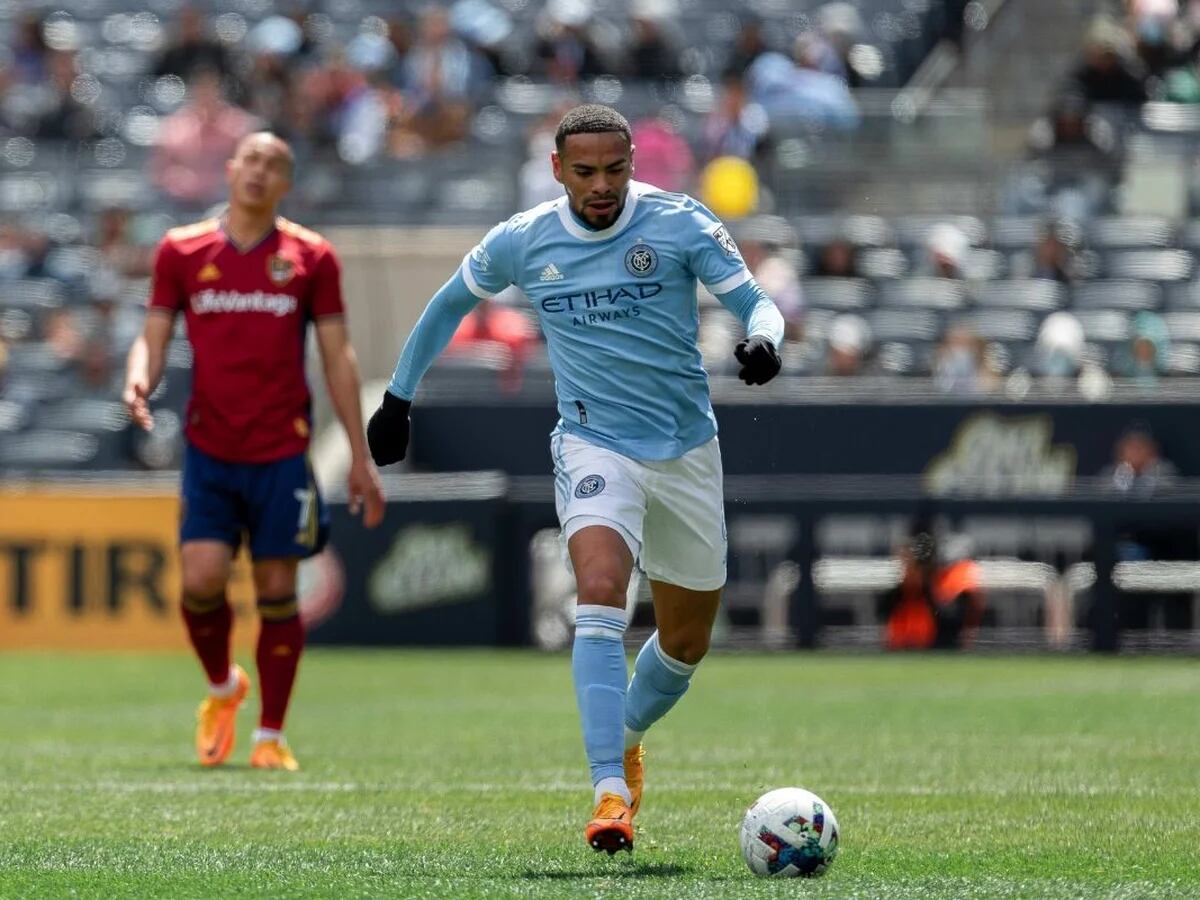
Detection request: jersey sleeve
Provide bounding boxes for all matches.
[460,219,517,299]
[148,239,186,312]
[682,199,753,295]
[310,244,346,319]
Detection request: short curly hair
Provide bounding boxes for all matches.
[554,104,632,154]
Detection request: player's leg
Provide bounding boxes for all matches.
[179,444,250,766]
[248,558,302,771]
[245,452,328,771]
[623,437,727,812]
[569,524,638,853]
[553,430,647,852]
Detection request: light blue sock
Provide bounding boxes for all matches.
[572,604,629,797]
[624,631,698,747]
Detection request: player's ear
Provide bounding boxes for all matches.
[551,151,563,185]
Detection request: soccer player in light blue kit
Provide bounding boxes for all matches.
[367,105,784,854]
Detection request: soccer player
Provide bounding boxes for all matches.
[123,132,385,771]
[367,105,783,851]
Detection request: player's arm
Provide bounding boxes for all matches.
[684,201,785,385]
[315,317,385,528]
[123,239,183,430]
[367,223,514,466]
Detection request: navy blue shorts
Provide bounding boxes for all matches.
[180,443,329,560]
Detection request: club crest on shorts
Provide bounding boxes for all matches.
[266,254,295,286]
[574,474,606,498]
[624,242,658,277]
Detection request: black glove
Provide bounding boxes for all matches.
[734,337,782,385]
[367,392,412,466]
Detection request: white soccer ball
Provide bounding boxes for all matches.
[739,787,840,878]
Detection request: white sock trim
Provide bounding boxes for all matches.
[252,728,284,744]
[623,727,645,750]
[651,632,698,676]
[208,665,239,698]
[576,604,627,640]
[594,776,632,806]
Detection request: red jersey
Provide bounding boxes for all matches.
[149,216,345,463]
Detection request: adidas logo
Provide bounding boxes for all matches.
[198,263,221,283]
[539,263,565,282]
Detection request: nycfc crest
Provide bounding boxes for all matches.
[574,474,606,498]
[266,254,295,286]
[624,242,658,277]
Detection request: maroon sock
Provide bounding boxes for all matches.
[181,594,232,686]
[256,597,304,731]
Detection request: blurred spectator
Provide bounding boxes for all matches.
[746,50,859,131]
[154,6,237,82]
[519,102,577,208]
[536,0,608,84]
[0,334,8,394]
[243,33,303,138]
[451,0,519,78]
[738,216,803,339]
[1071,17,1148,105]
[812,237,859,277]
[1116,311,1171,383]
[44,308,83,365]
[1025,93,1120,218]
[826,313,871,375]
[12,13,49,85]
[448,297,538,392]
[933,324,999,395]
[76,338,117,398]
[878,518,985,651]
[630,114,694,193]
[815,3,870,87]
[1102,422,1178,493]
[151,69,259,209]
[1128,0,1189,78]
[1101,422,1194,631]
[702,72,767,161]
[793,32,847,83]
[921,223,969,279]
[1032,311,1085,378]
[1030,219,1079,283]
[332,37,402,163]
[723,15,769,76]
[626,0,683,80]
[95,207,153,280]
[31,52,99,141]
[396,6,483,152]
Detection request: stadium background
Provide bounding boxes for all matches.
[2,0,1199,656]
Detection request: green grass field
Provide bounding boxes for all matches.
[1,651,1198,899]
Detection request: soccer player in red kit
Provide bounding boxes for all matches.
[123,132,385,770]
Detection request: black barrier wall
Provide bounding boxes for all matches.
[409,397,1200,479]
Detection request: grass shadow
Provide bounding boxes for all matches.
[521,862,698,880]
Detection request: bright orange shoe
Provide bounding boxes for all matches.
[624,744,645,818]
[195,664,249,767]
[249,738,300,771]
[585,792,634,855]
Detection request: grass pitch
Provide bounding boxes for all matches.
[0,651,1197,899]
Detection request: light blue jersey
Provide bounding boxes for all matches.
[389,180,784,461]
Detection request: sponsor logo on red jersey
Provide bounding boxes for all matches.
[191,289,298,317]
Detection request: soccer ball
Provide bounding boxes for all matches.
[739,787,840,878]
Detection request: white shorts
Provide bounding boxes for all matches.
[551,431,727,591]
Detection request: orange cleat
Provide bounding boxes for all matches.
[585,792,634,855]
[250,738,300,771]
[624,744,645,818]
[195,664,250,767]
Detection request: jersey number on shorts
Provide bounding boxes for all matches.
[294,487,317,548]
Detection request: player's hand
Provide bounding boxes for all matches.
[367,391,412,466]
[123,379,154,430]
[347,456,385,529]
[734,337,782,385]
